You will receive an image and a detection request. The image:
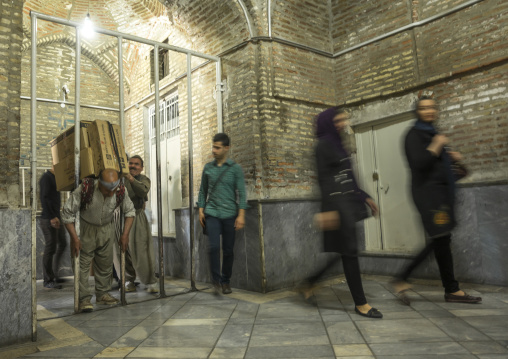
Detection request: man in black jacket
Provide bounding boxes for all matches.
[39,166,67,289]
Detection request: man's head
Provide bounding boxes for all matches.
[98,168,120,197]
[129,155,144,177]
[212,133,230,162]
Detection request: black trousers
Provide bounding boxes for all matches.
[308,254,367,306]
[40,218,67,283]
[398,233,460,293]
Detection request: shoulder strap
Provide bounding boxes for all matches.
[206,162,235,202]
[115,182,126,209]
[80,178,125,211]
[80,178,95,211]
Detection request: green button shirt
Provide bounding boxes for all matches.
[197,158,247,219]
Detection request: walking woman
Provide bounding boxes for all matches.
[391,96,481,304]
[302,107,382,319]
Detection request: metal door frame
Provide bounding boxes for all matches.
[29,11,222,340]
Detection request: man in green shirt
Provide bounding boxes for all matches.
[198,133,247,295]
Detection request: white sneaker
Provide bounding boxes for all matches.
[145,282,159,293]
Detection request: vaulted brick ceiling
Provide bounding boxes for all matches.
[22,0,251,84]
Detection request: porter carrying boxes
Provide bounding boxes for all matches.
[52,120,127,191]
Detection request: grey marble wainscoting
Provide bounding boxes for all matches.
[260,201,337,292]
[170,184,508,293]
[359,184,508,287]
[0,209,32,347]
[35,216,72,280]
[171,204,264,292]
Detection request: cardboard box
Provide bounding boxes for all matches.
[54,147,97,191]
[111,124,128,173]
[88,120,128,174]
[50,121,92,165]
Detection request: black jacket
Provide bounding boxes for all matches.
[40,171,61,220]
[405,127,456,238]
[315,139,370,254]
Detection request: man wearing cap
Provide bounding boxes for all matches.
[62,168,135,312]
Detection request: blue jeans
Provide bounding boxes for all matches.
[206,216,236,284]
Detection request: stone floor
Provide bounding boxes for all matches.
[2,275,508,359]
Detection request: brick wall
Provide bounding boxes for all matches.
[19,40,121,204]
[0,0,22,208]
[332,0,508,183]
[15,0,508,206]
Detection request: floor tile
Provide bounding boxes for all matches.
[325,321,365,344]
[249,322,329,347]
[333,344,372,356]
[215,324,253,347]
[126,346,210,358]
[355,318,449,343]
[459,340,508,354]
[461,315,508,340]
[140,325,224,347]
[209,347,247,358]
[245,345,335,358]
[370,341,470,356]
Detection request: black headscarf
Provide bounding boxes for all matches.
[315,107,348,158]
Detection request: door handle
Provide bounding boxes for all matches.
[372,171,379,181]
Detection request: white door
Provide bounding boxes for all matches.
[149,93,182,237]
[355,114,425,253]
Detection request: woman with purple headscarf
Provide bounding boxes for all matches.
[301,107,383,319]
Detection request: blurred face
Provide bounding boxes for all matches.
[332,113,349,134]
[212,141,229,161]
[416,99,438,123]
[129,158,143,177]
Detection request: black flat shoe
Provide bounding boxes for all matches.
[444,292,482,303]
[355,307,383,319]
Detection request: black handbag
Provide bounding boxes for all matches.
[452,161,468,181]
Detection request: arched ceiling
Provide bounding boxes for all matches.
[22,0,253,90]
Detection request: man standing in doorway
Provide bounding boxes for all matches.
[39,166,67,289]
[198,133,247,295]
[62,168,135,312]
[119,155,158,293]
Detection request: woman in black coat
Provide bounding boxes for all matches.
[302,107,382,319]
[392,96,481,304]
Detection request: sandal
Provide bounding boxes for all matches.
[355,307,383,319]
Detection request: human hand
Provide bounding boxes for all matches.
[120,234,129,252]
[365,198,379,217]
[50,217,60,229]
[199,209,206,228]
[234,215,245,230]
[123,173,134,182]
[432,134,449,146]
[71,236,81,257]
[448,151,463,162]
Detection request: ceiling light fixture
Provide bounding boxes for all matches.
[81,12,95,39]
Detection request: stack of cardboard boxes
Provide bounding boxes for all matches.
[51,120,128,191]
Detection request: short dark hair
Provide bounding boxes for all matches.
[129,155,144,167]
[213,133,230,147]
[414,95,435,113]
